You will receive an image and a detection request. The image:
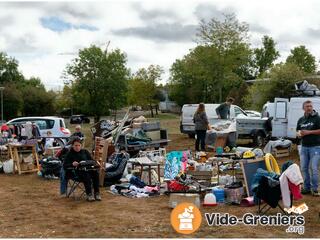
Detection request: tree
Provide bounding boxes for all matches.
[0,52,24,84]
[169,13,251,107]
[253,35,280,76]
[3,83,23,120]
[65,45,129,122]
[128,65,163,117]
[20,85,56,116]
[286,45,316,74]
[244,63,304,110]
[196,13,251,102]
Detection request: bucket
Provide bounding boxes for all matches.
[203,193,217,206]
[216,147,223,155]
[213,186,225,203]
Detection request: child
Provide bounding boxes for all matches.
[45,131,54,155]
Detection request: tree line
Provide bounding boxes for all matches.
[0,13,318,122]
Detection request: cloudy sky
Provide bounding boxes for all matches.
[1,0,320,90]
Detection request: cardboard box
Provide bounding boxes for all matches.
[20,163,34,171]
[169,193,200,208]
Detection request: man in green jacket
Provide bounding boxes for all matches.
[216,97,234,119]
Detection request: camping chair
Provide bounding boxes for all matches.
[255,175,292,215]
[65,169,86,200]
[65,160,101,200]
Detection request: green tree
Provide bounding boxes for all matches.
[244,63,304,110]
[169,13,251,106]
[286,45,316,74]
[196,13,251,102]
[3,83,23,120]
[0,52,24,84]
[65,45,129,122]
[128,65,163,117]
[253,35,280,76]
[20,85,56,116]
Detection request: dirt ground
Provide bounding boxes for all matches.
[0,115,319,238]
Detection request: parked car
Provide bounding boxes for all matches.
[7,116,71,146]
[70,115,90,124]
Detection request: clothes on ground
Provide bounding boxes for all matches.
[279,163,303,208]
[263,139,292,153]
[193,112,209,131]
[216,103,230,119]
[110,177,160,198]
[296,110,320,147]
[129,176,146,188]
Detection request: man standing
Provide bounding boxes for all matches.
[296,100,320,196]
[216,97,234,119]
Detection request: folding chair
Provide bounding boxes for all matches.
[255,176,292,215]
[65,170,86,200]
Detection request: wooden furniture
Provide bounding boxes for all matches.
[8,144,40,175]
[129,157,161,185]
[93,137,116,186]
[272,147,290,158]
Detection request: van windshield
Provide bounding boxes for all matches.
[182,105,218,119]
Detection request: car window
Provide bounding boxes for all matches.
[60,119,65,128]
[33,120,55,130]
[234,107,246,117]
[9,118,55,129]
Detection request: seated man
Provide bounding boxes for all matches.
[63,137,101,202]
[71,125,84,139]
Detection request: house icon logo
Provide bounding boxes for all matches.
[170,203,202,234]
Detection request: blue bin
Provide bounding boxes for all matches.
[213,187,225,203]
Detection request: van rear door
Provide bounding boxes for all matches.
[272,98,289,137]
[181,105,198,133]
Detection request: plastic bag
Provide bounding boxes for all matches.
[3,159,14,173]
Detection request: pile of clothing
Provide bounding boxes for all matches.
[109,176,160,198]
[263,139,292,153]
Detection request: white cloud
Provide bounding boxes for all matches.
[1,0,320,90]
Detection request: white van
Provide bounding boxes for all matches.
[271,97,320,139]
[261,102,275,118]
[180,103,247,137]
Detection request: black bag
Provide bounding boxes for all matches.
[40,157,62,177]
